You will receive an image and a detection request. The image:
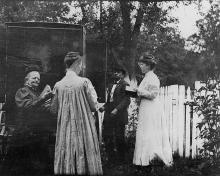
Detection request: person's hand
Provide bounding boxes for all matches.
[41,99,51,111]
[99,106,105,112]
[44,84,52,92]
[41,91,53,100]
[43,99,51,107]
[133,87,138,92]
[40,85,53,100]
[111,109,118,116]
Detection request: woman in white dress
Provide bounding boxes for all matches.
[133,53,173,171]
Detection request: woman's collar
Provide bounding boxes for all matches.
[66,69,77,76]
[145,70,153,76]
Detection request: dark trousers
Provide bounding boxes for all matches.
[103,114,126,162]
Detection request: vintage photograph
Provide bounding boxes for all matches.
[0,0,220,175]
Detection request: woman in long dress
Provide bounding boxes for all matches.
[133,53,173,169]
[50,52,103,175]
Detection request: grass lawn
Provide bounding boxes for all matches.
[0,145,219,176]
[102,156,220,176]
[102,147,220,176]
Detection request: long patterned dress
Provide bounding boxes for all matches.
[133,71,173,166]
[51,70,103,175]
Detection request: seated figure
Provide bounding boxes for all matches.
[11,66,56,174]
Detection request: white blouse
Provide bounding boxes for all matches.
[137,71,160,100]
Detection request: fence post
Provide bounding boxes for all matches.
[185,87,191,158]
[171,85,179,153]
[178,85,185,157]
[165,86,171,152]
[167,86,173,152]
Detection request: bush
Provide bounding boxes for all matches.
[126,98,139,149]
[192,79,220,166]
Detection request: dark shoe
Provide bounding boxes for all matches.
[134,165,144,175]
[31,160,48,172]
[143,165,152,173]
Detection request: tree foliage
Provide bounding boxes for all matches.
[0,0,199,86]
[0,0,71,23]
[137,15,188,86]
[73,1,192,86]
[188,2,220,160]
[187,1,220,81]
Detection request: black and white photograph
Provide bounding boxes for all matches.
[0,0,220,175]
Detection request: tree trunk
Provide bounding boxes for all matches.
[120,2,147,84]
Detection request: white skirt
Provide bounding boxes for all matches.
[133,98,173,166]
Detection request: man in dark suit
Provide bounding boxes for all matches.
[100,67,130,163]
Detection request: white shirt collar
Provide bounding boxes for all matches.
[117,79,121,84]
[113,79,121,85]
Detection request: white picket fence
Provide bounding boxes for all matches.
[159,81,204,158]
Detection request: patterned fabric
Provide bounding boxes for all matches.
[51,70,102,175]
[133,71,173,166]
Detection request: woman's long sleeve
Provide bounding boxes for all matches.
[84,78,98,112]
[15,88,43,110]
[137,84,159,100]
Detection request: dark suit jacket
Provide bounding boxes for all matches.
[104,79,130,124]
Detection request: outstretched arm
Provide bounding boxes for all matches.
[84,78,99,112]
[15,88,45,110]
[137,84,159,100]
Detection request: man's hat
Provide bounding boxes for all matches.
[139,52,157,65]
[24,65,40,75]
[113,65,126,75]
